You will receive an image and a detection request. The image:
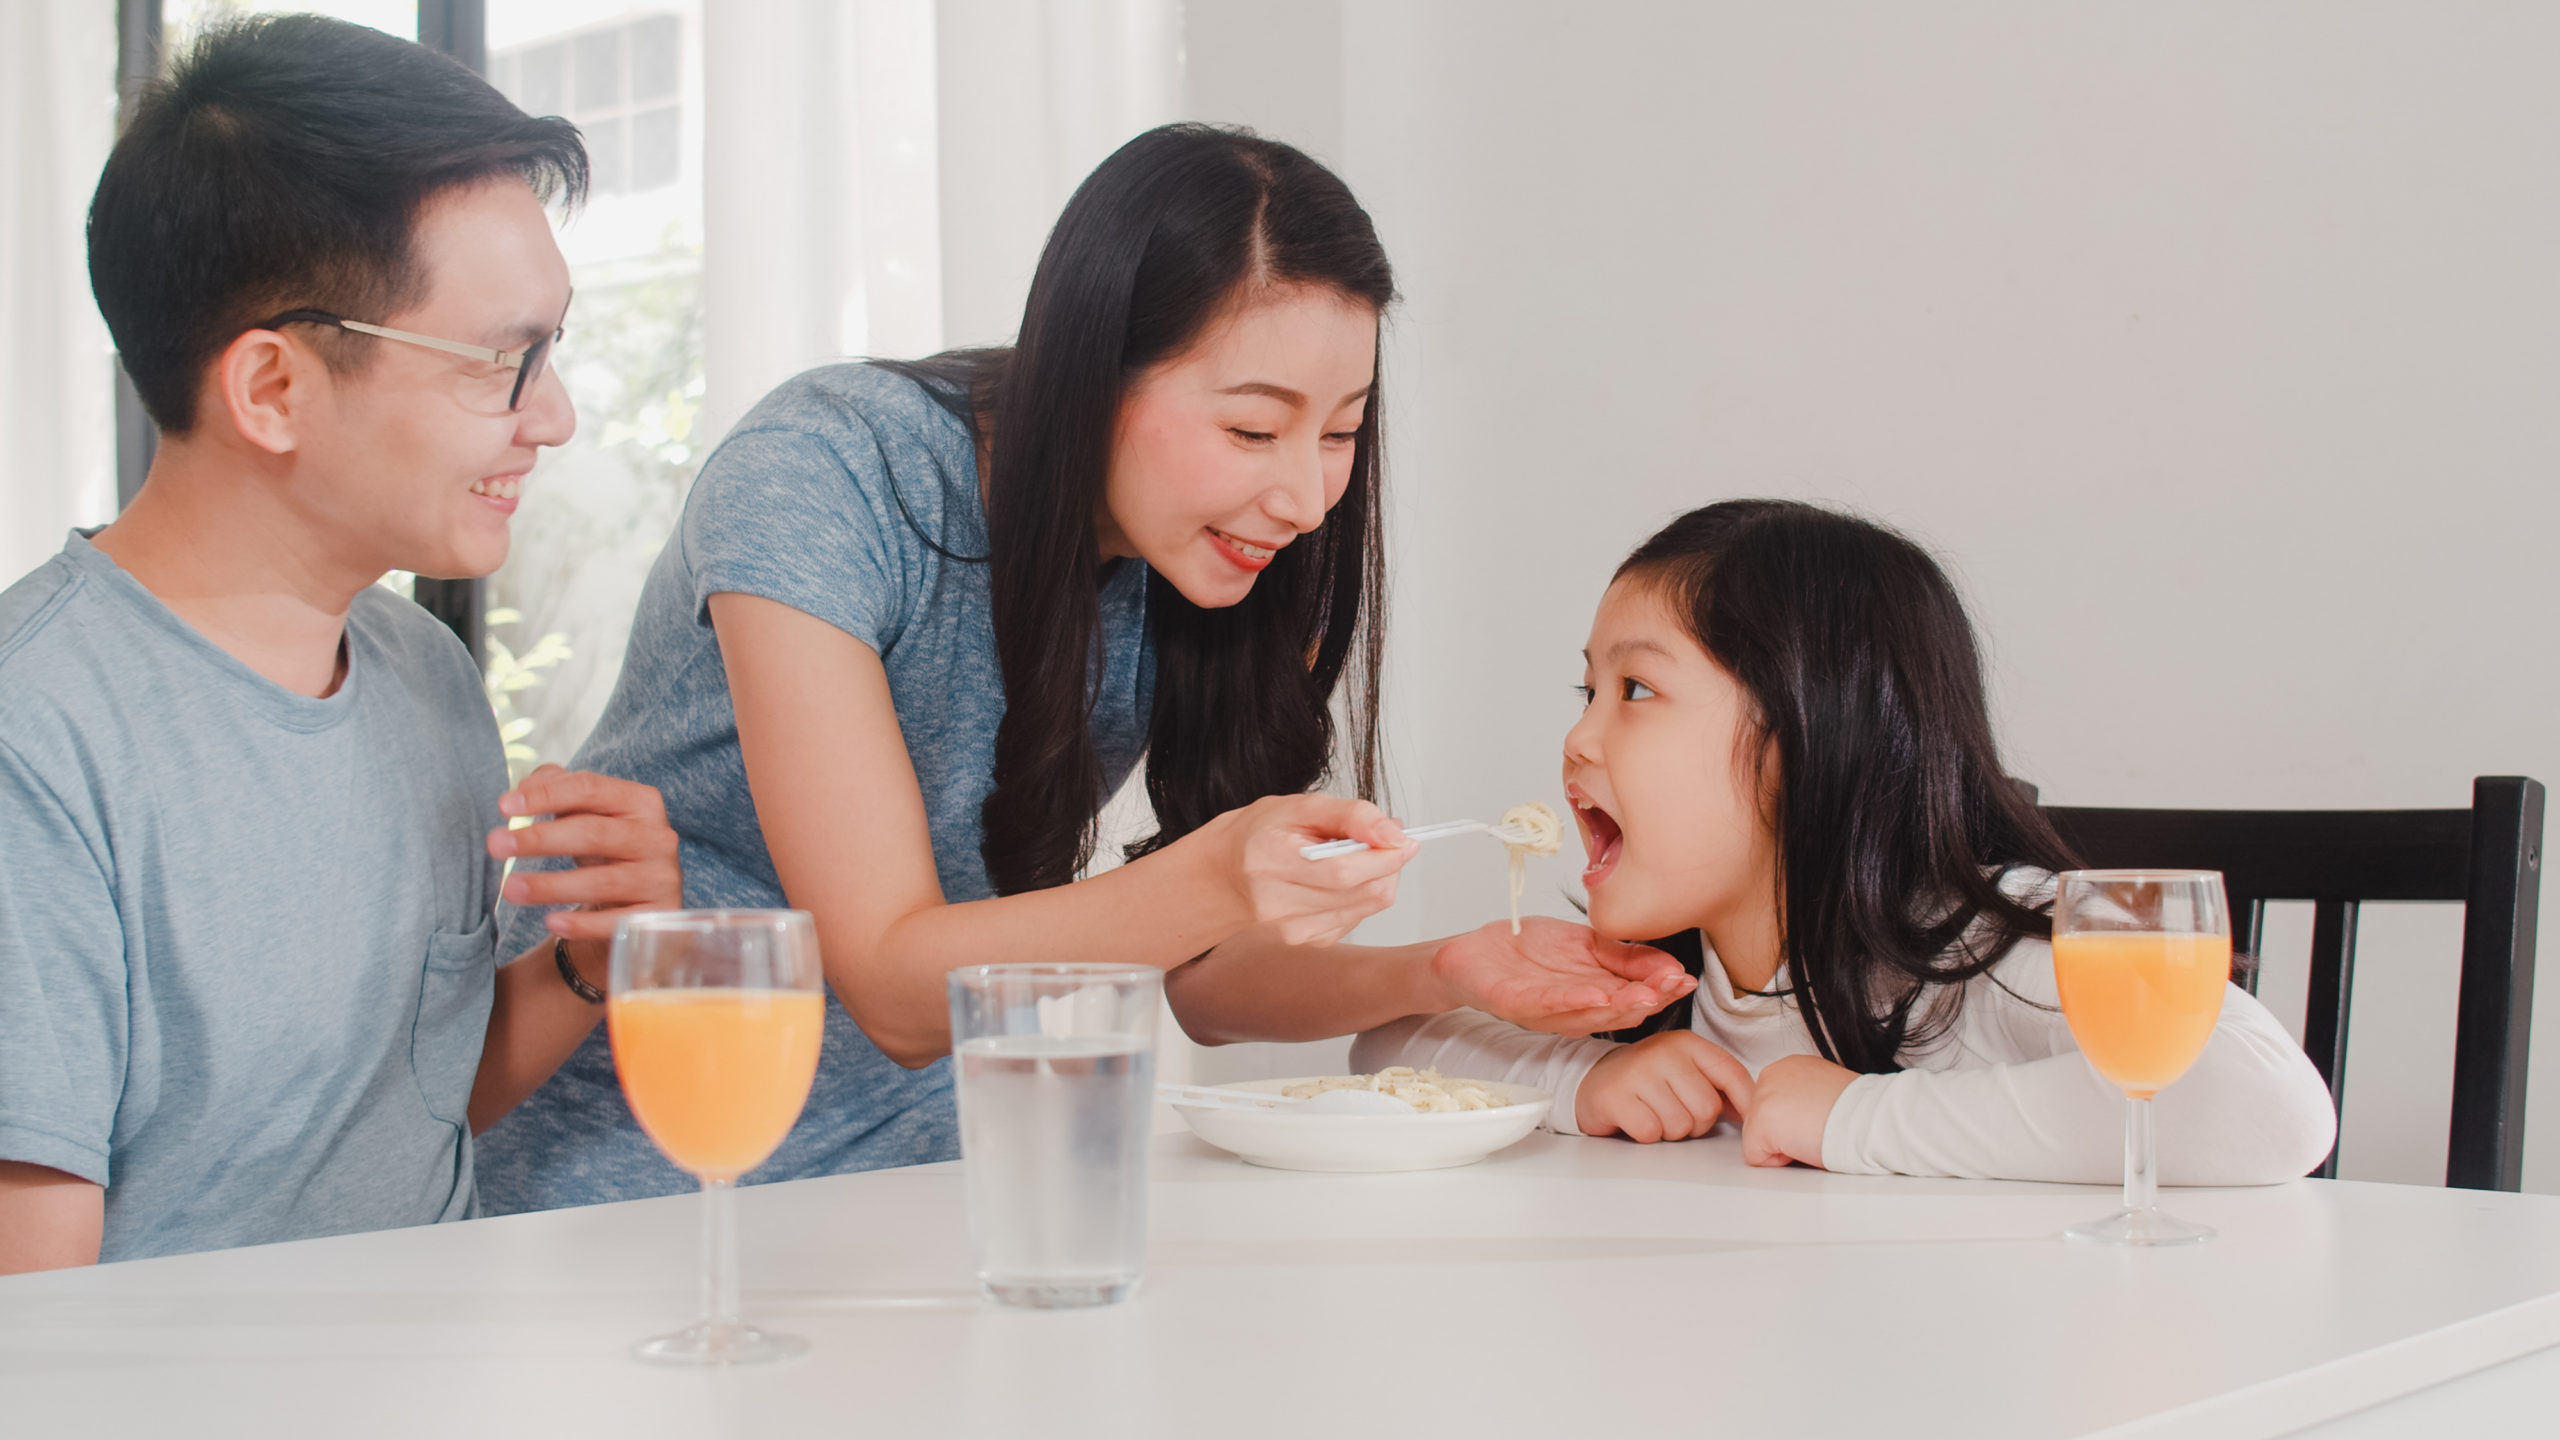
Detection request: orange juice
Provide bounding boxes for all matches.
[2052,932,2230,1098]
[609,988,824,1181]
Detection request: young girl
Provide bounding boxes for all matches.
[1354,501,2337,1185]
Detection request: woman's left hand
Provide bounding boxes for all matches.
[1429,917,1698,1036]
[1741,1053,1860,1168]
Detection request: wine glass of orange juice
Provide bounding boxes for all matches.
[609,909,825,1364]
[2053,870,2231,1247]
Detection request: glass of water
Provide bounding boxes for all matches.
[947,963,1160,1308]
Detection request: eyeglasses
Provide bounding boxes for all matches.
[254,307,565,412]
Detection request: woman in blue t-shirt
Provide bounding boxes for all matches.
[477,125,1693,1211]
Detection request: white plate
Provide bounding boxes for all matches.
[1171,1077,1552,1173]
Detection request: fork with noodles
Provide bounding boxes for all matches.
[1297,801,1563,935]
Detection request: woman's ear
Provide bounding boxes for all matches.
[1733,722,1782,824]
[209,327,312,456]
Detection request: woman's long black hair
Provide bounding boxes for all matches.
[1611,501,2080,1073]
[880,124,1393,895]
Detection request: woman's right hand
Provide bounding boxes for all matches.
[1197,794,1417,946]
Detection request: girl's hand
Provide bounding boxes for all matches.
[1741,1053,1860,1168]
[1432,917,1697,1035]
[487,764,685,943]
[1205,794,1417,947]
[1574,1032,1755,1142]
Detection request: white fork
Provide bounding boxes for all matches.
[1299,816,1546,861]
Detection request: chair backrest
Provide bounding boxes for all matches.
[2041,776,2543,1191]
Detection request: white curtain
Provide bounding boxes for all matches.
[0,0,118,583]
[932,0,1182,349]
[700,0,948,450]
[697,0,1182,448]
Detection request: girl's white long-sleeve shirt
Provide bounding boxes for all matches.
[1351,920,2338,1186]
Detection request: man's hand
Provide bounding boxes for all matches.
[1741,1053,1860,1168]
[1431,917,1697,1036]
[1574,1032,1755,1142]
[486,764,683,944]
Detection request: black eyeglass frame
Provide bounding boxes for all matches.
[253,306,565,412]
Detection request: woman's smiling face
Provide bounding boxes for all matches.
[1099,283,1376,607]
[1564,577,1780,944]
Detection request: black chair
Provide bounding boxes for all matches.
[2039,776,2544,1191]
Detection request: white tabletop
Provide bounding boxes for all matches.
[5,1125,2558,1439]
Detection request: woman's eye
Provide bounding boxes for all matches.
[1622,678,1656,701]
[1228,428,1276,444]
[1322,430,1358,445]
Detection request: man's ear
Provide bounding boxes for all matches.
[210,327,317,456]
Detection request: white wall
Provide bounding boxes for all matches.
[1191,2,2560,1186]
[0,0,117,581]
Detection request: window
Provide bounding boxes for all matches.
[164,0,414,48]
[479,1,706,777]
[493,12,684,198]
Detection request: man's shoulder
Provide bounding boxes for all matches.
[0,551,136,742]
[0,549,93,672]
[348,584,485,712]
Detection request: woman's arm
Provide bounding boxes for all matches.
[1167,916,1696,1044]
[714,592,1413,1067]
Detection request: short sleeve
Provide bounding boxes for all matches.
[680,423,915,654]
[0,740,127,1185]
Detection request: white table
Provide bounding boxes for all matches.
[5,1126,2559,1438]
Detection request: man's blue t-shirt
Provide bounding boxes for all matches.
[476,363,1156,1212]
[0,534,504,1262]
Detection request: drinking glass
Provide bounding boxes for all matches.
[948,964,1161,1308]
[2052,870,2231,1246]
[609,909,826,1364]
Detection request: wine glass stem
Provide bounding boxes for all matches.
[700,1176,740,1334]
[2123,1094,2157,1215]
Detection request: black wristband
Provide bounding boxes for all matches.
[554,936,606,1004]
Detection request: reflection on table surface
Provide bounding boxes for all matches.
[5,1129,2559,1440]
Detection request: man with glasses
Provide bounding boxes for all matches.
[0,15,680,1270]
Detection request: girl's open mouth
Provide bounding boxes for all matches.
[1574,798,1624,885]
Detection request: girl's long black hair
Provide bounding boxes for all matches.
[1610,500,2080,1072]
[880,124,1392,895]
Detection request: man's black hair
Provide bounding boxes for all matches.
[88,14,588,433]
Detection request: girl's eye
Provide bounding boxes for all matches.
[1572,684,1596,707]
[1621,677,1656,701]
[1228,428,1276,444]
[1322,430,1358,445]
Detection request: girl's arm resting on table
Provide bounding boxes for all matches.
[1350,1010,1621,1133]
[714,592,1411,1068]
[1819,983,2337,1185]
[0,1162,102,1274]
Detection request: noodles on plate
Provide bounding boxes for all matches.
[1282,1066,1510,1113]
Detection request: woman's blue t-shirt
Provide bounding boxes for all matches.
[475,363,1157,1212]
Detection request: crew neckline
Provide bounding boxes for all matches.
[64,530,365,734]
